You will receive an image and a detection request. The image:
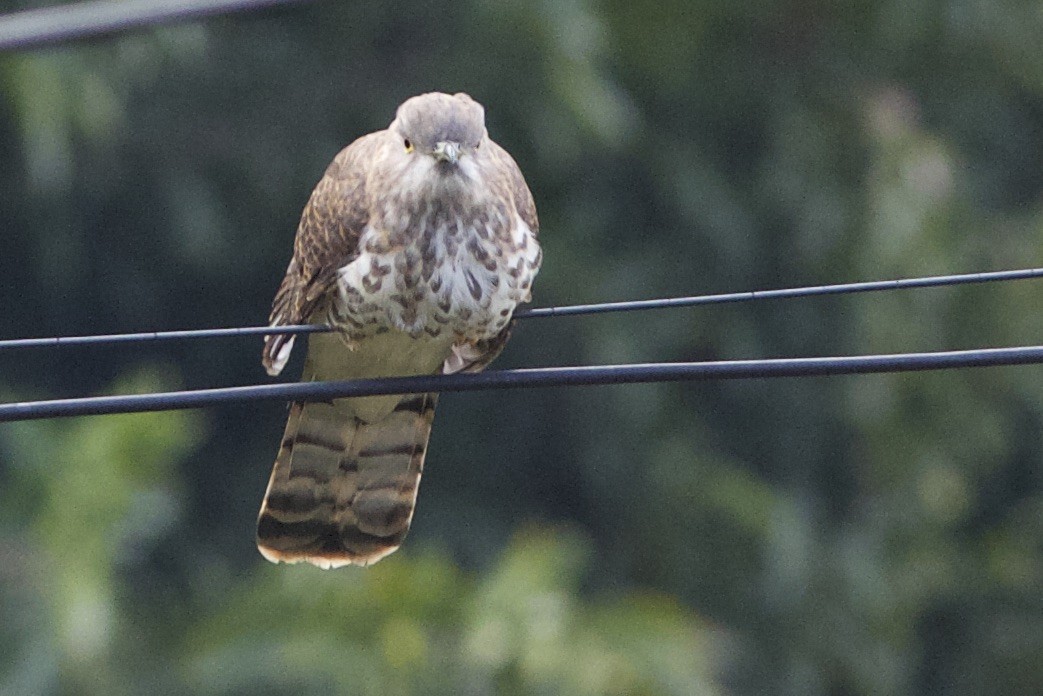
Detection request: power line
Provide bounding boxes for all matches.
[1,266,1041,351]
[2,344,1043,422]
[517,267,1043,318]
[0,324,326,351]
[0,0,315,51]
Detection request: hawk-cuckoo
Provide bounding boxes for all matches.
[257,92,541,568]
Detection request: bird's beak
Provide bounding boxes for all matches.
[432,141,460,165]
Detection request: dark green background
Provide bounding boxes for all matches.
[1,1,1041,694]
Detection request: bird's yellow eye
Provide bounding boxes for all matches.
[404,139,413,153]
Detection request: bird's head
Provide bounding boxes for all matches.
[391,92,486,172]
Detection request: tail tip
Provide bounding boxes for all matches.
[256,541,399,569]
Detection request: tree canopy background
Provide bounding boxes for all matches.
[1,1,1041,694]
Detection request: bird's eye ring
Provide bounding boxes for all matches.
[404,139,413,153]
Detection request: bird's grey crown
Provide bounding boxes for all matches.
[394,92,486,151]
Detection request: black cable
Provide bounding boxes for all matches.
[0,0,315,51]
[516,267,1043,318]
[2,267,1041,351]
[3,344,1042,422]
[0,324,326,351]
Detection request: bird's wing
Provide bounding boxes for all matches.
[263,133,382,376]
[488,138,539,236]
[443,320,515,374]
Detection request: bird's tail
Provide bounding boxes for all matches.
[256,392,437,568]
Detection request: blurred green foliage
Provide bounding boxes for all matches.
[1,0,1042,694]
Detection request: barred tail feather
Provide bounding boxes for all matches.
[257,393,437,568]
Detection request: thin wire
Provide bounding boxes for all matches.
[1,267,1041,351]
[515,266,1043,318]
[0,324,327,351]
[3,344,1043,422]
[0,0,315,52]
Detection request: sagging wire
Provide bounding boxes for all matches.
[2,267,1040,352]
[0,0,315,51]
[3,344,1043,422]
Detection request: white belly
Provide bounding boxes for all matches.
[304,329,454,422]
[333,212,539,341]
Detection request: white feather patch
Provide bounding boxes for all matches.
[265,335,295,377]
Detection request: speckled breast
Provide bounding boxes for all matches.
[332,201,540,341]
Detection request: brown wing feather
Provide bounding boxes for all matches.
[443,320,515,375]
[486,139,539,236]
[263,133,382,375]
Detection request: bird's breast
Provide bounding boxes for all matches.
[333,206,540,341]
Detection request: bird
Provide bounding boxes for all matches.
[256,92,541,569]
